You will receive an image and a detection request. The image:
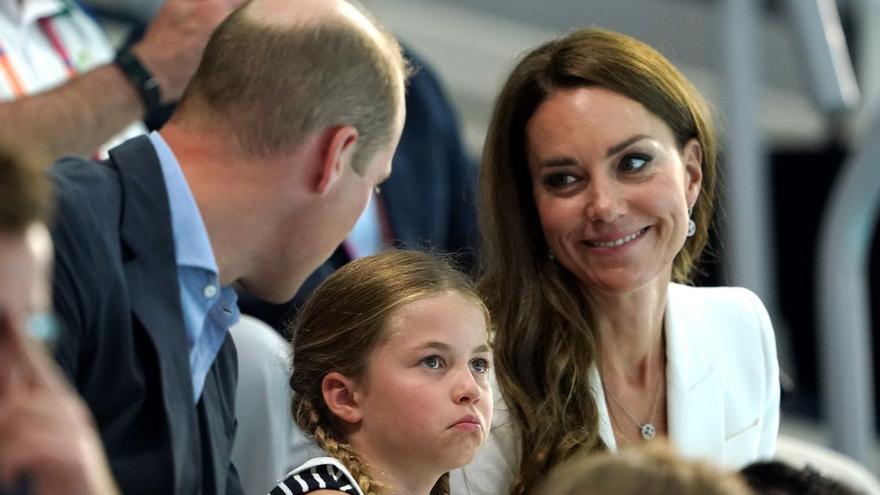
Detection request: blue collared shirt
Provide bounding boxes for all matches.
[150,131,240,403]
[345,192,383,259]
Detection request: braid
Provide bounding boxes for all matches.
[294,397,387,495]
[430,473,450,495]
[321,436,383,495]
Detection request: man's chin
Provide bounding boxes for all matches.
[237,276,306,304]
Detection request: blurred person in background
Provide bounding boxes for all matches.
[535,442,753,495]
[0,147,117,495]
[741,461,861,495]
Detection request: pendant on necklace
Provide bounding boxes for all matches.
[640,423,656,440]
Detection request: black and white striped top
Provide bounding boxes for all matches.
[269,457,364,495]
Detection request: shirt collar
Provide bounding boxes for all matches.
[149,131,219,275]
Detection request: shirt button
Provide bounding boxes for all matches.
[203,284,218,298]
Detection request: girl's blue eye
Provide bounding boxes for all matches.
[620,154,651,173]
[469,358,490,374]
[421,355,442,369]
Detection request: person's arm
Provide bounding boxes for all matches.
[0,66,142,159]
[0,0,245,160]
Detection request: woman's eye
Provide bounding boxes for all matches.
[619,154,651,173]
[421,355,443,369]
[542,173,578,188]
[469,358,490,374]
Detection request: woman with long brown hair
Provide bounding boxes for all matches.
[453,28,779,494]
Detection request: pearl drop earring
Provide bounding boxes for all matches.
[687,208,696,237]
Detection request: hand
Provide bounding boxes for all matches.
[0,311,118,495]
[131,0,248,104]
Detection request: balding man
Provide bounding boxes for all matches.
[47,1,407,493]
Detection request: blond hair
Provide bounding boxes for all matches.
[0,146,51,233]
[537,443,752,495]
[175,1,407,174]
[289,250,488,495]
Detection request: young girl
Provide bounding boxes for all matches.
[268,250,493,495]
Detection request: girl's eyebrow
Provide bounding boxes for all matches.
[414,341,451,352]
[411,342,491,354]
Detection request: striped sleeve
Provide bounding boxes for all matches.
[269,461,360,494]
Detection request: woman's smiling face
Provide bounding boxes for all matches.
[526,86,703,296]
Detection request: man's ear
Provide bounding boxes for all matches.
[321,371,363,425]
[315,125,359,195]
[682,138,703,208]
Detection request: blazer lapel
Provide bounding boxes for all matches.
[665,284,725,463]
[113,136,201,493]
[198,335,239,495]
[589,366,619,451]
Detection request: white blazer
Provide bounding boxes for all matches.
[452,283,780,495]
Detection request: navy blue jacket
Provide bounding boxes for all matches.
[50,136,241,495]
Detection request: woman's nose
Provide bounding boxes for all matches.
[583,176,625,223]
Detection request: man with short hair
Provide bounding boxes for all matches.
[48,0,407,493]
[0,148,118,495]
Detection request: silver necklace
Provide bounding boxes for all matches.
[603,374,663,440]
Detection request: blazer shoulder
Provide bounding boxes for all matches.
[49,155,128,374]
[669,284,771,331]
[52,153,119,187]
[668,283,777,370]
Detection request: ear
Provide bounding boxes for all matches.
[321,371,363,425]
[315,125,359,195]
[681,138,703,208]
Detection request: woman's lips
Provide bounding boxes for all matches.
[585,227,648,248]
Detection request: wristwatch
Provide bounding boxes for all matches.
[113,49,162,116]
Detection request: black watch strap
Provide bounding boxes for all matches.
[113,50,162,116]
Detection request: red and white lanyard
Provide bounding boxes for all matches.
[0,14,76,97]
